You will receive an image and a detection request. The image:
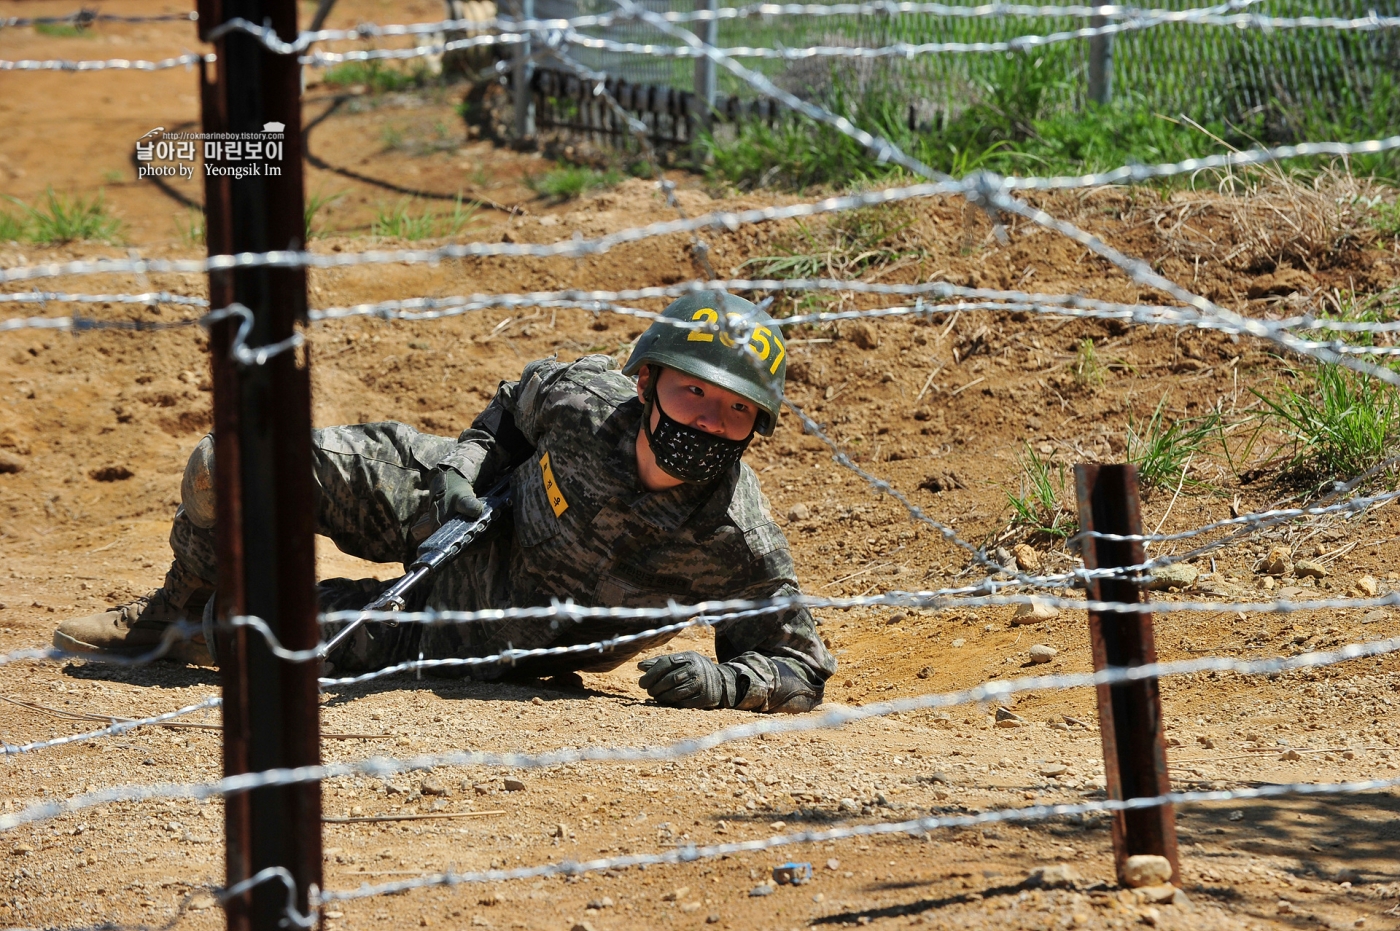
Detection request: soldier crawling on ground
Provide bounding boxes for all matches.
[54,293,835,714]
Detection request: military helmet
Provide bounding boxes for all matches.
[622,291,787,436]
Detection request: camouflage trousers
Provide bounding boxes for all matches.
[169,423,663,678]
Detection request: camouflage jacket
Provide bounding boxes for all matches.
[426,354,836,713]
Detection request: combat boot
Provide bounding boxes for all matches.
[53,559,215,665]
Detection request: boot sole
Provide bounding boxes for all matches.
[53,628,213,666]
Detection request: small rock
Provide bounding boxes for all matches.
[995,707,1024,728]
[1039,764,1068,777]
[917,665,932,679]
[1139,906,1161,927]
[1263,545,1293,576]
[571,922,598,931]
[471,782,493,795]
[837,798,858,812]
[586,897,613,910]
[0,451,25,474]
[681,902,702,914]
[531,696,544,705]
[787,503,811,522]
[1294,559,1328,579]
[549,823,568,838]
[706,913,721,924]
[1012,544,1042,573]
[11,844,33,856]
[1147,563,1198,591]
[1280,749,1302,761]
[749,883,775,897]
[187,891,218,911]
[1353,576,1380,597]
[1260,576,1275,591]
[503,778,526,792]
[1029,644,1058,664]
[1122,854,1173,888]
[1277,900,1294,915]
[1196,735,1215,749]
[1226,810,1244,822]
[1024,864,1078,888]
[826,858,841,871]
[1012,601,1060,624]
[1134,884,1178,905]
[420,777,448,796]
[384,783,409,796]
[1335,867,1362,884]
[951,638,966,648]
[1171,888,1194,910]
[662,887,690,902]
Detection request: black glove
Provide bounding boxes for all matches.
[637,652,743,709]
[430,468,486,524]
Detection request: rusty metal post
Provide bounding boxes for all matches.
[1074,464,1179,887]
[197,0,322,925]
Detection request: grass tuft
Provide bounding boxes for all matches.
[4,188,120,244]
[526,167,621,201]
[740,205,918,283]
[1006,444,1075,538]
[1255,364,1400,485]
[1073,337,1107,388]
[304,189,347,242]
[34,21,92,37]
[322,60,431,94]
[372,195,479,241]
[1126,395,1220,492]
[175,207,205,247]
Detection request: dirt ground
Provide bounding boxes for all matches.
[4,3,1400,930]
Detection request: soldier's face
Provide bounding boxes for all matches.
[638,367,759,441]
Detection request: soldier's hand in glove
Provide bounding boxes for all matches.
[637,651,744,709]
[430,468,486,523]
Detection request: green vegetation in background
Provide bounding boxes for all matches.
[526,167,622,200]
[322,59,432,94]
[175,207,206,247]
[304,189,347,241]
[2,188,121,244]
[704,50,1400,190]
[1006,443,1076,538]
[33,22,92,37]
[371,195,479,240]
[1255,364,1400,487]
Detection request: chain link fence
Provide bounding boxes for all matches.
[525,0,1400,134]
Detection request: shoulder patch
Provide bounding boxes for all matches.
[539,451,569,517]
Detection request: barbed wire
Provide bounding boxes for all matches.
[1,10,198,27]
[3,632,1397,834]
[2,134,1397,289]
[0,52,212,72]
[0,290,209,307]
[315,772,1400,905]
[0,696,222,757]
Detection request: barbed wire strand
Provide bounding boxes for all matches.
[317,773,1400,905]
[0,696,222,757]
[3,632,1397,834]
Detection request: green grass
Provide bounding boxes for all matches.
[1371,201,1400,241]
[0,209,24,242]
[1006,443,1076,538]
[1125,395,1221,492]
[526,167,622,201]
[322,60,432,94]
[175,207,205,247]
[304,189,347,242]
[704,44,1400,191]
[372,195,479,240]
[34,22,92,37]
[1073,337,1107,389]
[3,188,120,244]
[1254,364,1400,485]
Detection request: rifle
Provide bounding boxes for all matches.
[320,478,513,658]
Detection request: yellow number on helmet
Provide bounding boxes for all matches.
[686,307,717,342]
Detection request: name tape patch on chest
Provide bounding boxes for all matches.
[539,451,569,518]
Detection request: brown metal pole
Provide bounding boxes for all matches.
[196,0,322,925]
[1074,464,1180,887]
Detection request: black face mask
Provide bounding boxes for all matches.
[642,388,753,485]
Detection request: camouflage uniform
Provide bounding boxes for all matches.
[172,355,835,713]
